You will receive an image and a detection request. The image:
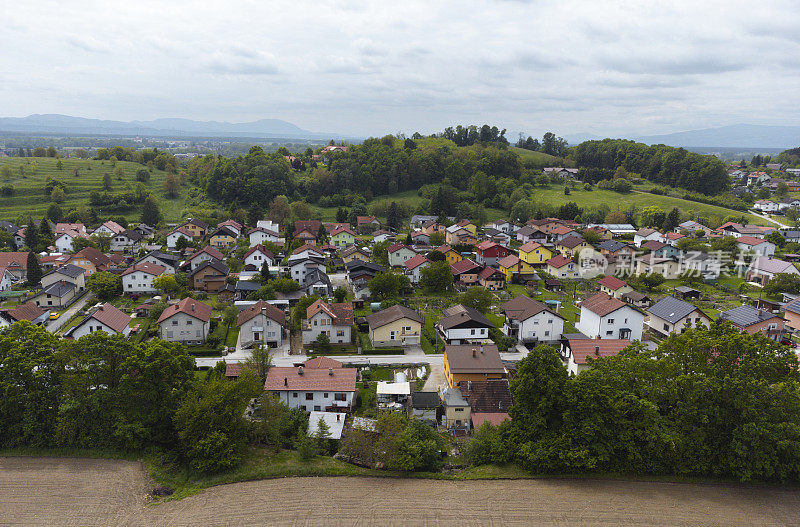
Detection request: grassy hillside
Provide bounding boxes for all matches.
[528,185,768,225]
[509,146,561,166]
[0,156,191,222]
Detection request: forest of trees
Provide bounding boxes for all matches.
[515,131,569,157]
[572,139,730,194]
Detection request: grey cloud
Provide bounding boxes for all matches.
[65,35,109,53]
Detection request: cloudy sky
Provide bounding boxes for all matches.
[2,0,799,137]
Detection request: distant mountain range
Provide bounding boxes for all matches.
[2,115,798,149]
[0,114,333,139]
[564,125,800,149]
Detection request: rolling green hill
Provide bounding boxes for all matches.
[509,146,561,166]
[0,156,191,222]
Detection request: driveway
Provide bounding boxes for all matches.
[47,292,94,333]
[422,361,445,391]
[328,272,349,291]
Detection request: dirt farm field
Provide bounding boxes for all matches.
[2,457,800,526]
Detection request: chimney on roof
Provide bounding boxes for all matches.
[337,413,340,422]
[472,348,477,357]
[328,368,333,376]
[284,377,287,386]
[298,366,304,375]
[191,303,195,311]
[595,346,600,356]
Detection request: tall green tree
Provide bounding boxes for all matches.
[26,252,42,285]
[140,194,161,226]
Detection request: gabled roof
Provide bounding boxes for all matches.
[598,239,631,252]
[567,338,631,364]
[121,261,166,277]
[642,240,667,251]
[306,299,353,325]
[647,296,705,324]
[168,226,193,238]
[404,254,430,270]
[457,379,513,413]
[265,365,357,392]
[304,268,331,287]
[545,255,573,269]
[70,247,111,267]
[437,305,493,330]
[188,259,229,277]
[365,304,422,329]
[304,356,344,369]
[597,275,628,291]
[737,236,769,246]
[388,242,412,254]
[341,245,370,257]
[445,344,504,374]
[184,218,208,229]
[244,244,275,261]
[35,281,75,298]
[580,292,634,317]
[497,254,521,268]
[248,226,281,237]
[157,297,212,323]
[435,244,457,254]
[558,236,586,249]
[86,303,131,333]
[329,225,356,237]
[53,263,85,279]
[500,295,561,322]
[6,301,47,321]
[292,244,323,256]
[518,241,546,253]
[718,305,782,328]
[357,215,378,225]
[478,266,503,280]
[450,258,481,275]
[99,220,125,234]
[410,391,441,409]
[475,240,499,251]
[749,256,795,275]
[210,226,238,238]
[635,228,658,237]
[551,225,574,236]
[189,246,225,262]
[293,220,322,236]
[236,300,286,327]
[117,229,143,242]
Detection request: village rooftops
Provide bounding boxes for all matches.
[236,300,286,327]
[157,297,212,323]
[597,275,628,291]
[265,364,357,392]
[567,338,631,364]
[306,299,353,325]
[445,344,505,374]
[365,304,422,329]
[580,292,636,317]
[121,261,166,277]
[500,295,562,321]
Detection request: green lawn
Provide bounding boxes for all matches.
[0,156,194,222]
[525,185,768,226]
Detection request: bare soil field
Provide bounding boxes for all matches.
[2,456,800,526]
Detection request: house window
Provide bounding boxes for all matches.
[606,330,613,335]
[324,393,329,398]
[455,408,464,412]
[305,393,313,401]
[544,331,550,336]
[334,393,346,401]
[337,330,345,337]
[471,329,475,335]
[172,320,178,325]
[292,392,298,398]
[664,323,670,331]
[314,406,321,411]
[608,318,614,324]
[186,320,192,325]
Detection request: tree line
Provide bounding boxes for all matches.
[572,139,730,194]
[469,323,800,482]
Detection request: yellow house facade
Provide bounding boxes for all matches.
[519,242,552,265]
[365,305,423,347]
[497,255,535,281]
[437,246,463,265]
[210,232,236,249]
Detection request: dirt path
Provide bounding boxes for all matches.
[2,457,800,526]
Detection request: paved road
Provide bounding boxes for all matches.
[46,292,94,333]
[754,211,789,228]
[195,350,528,368]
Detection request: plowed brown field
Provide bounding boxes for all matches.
[1,456,799,526]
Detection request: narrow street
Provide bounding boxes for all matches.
[46,292,94,333]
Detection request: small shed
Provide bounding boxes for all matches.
[674,286,702,300]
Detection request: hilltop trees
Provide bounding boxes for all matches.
[141,195,161,226]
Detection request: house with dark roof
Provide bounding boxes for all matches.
[634,228,662,247]
[187,246,225,271]
[304,267,333,296]
[345,260,384,283]
[265,358,357,412]
[243,244,276,271]
[110,228,144,252]
[410,391,440,421]
[293,220,322,244]
[301,299,353,345]
[576,292,644,341]
[782,297,800,332]
[40,263,85,291]
[545,255,579,279]
[30,280,77,309]
[64,303,132,339]
[157,297,212,344]
[365,304,422,347]
[555,235,591,257]
[646,296,711,338]
[443,343,505,387]
[745,257,800,285]
[236,300,286,348]
[560,337,631,375]
[209,226,238,249]
[718,305,785,341]
[136,251,179,274]
[500,295,564,344]
[598,239,635,258]
[477,265,505,291]
[188,259,229,292]
[436,304,494,345]
[64,247,111,276]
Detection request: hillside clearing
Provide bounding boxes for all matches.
[0,157,192,222]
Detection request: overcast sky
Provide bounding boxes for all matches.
[2,0,799,138]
